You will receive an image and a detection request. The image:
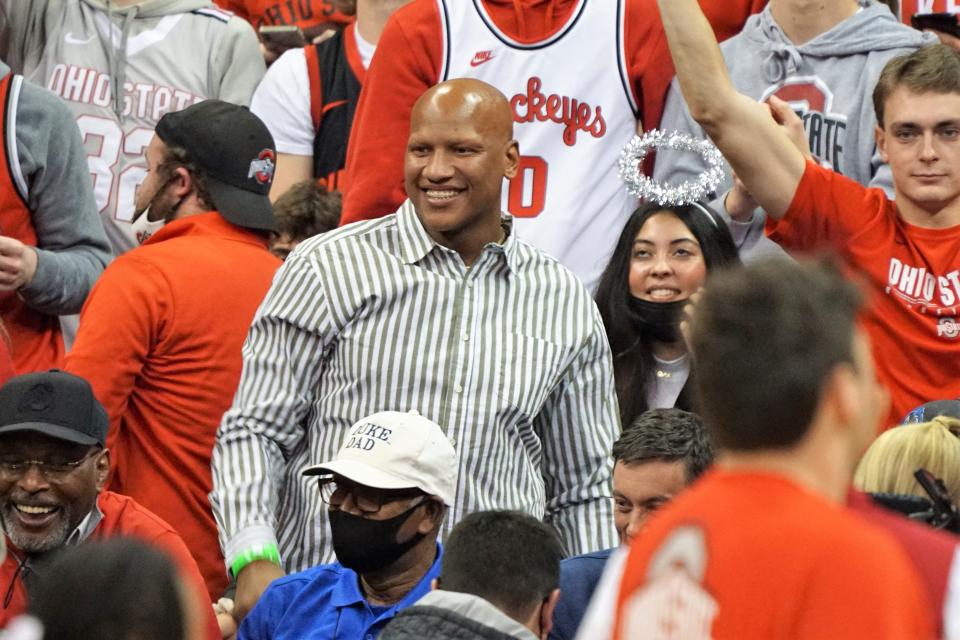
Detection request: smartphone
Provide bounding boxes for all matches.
[911,12,960,38]
[259,25,307,51]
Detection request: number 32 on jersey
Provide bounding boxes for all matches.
[77,114,153,222]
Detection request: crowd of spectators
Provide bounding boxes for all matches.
[1,0,960,639]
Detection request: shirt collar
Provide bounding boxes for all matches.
[396,201,520,273]
[330,542,444,610]
[65,499,104,546]
[143,211,270,249]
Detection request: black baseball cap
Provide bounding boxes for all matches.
[0,370,108,446]
[901,399,960,425]
[155,100,276,231]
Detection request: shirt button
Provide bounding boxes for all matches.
[454,384,463,393]
[461,333,469,341]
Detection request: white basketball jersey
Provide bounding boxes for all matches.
[439,0,638,291]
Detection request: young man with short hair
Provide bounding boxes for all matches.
[549,408,713,640]
[382,510,564,640]
[604,259,931,638]
[657,0,960,426]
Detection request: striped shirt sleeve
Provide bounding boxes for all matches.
[210,249,335,567]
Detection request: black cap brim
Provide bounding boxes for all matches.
[0,422,101,446]
[206,175,275,232]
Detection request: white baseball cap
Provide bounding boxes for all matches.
[302,411,458,506]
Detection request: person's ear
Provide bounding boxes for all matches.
[95,448,111,491]
[539,589,561,640]
[827,363,859,432]
[169,166,194,199]
[875,124,888,163]
[416,498,445,534]
[503,140,520,180]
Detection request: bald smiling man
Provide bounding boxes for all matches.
[211,79,621,623]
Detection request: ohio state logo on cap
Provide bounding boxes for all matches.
[247,149,276,185]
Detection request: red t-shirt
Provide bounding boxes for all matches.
[768,161,960,428]
[614,469,933,639]
[341,0,767,224]
[214,0,352,34]
[0,491,218,639]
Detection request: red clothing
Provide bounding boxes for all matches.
[769,161,960,428]
[614,469,933,639]
[215,0,352,33]
[0,73,62,373]
[0,491,218,639]
[848,490,958,638]
[64,213,281,598]
[341,0,766,224]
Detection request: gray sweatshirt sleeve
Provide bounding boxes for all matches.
[13,78,112,315]
[212,16,265,106]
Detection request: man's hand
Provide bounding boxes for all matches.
[0,237,38,291]
[214,598,238,639]
[724,174,759,222]
[233,560,285,623]
[767,96,812,161]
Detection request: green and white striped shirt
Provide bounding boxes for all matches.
[211,201,620,572]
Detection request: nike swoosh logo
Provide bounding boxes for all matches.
[470,52,495,67]
[64,32,96,45]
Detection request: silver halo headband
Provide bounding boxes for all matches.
[618,130,725,207]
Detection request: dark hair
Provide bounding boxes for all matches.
[29,538,187,640]
[595,202,741,426]
[273,180,341,242]
[874,45,960,127]
[612,408,714,481]
[439,510,562,622]
[159,144,215,212]
[690,257,863,451]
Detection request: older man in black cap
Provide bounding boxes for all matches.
[0,370,216,635]
[63,100,282,600]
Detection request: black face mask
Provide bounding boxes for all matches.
[627,296,687,344]
[328,501,426,574]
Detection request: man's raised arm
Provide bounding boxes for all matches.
[655,0,806,220]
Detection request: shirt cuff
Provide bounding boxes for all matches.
[223,525,281,572]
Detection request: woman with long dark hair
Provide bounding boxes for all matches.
[596,201,740,427]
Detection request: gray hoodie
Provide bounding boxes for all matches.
[0,61,111,316]
[382,591,540,640]
[0,0,265,253]
[654,1,935,260]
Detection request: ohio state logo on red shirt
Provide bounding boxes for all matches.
[510,77,606,147]
[248,149,276,184]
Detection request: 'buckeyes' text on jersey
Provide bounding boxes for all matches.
[439,0,638,291]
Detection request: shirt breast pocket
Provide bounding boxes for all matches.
[497,332,567,420]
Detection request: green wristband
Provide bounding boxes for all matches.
[231,543,282,577]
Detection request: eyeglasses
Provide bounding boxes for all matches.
[317,478,426,515]
[0,449,100,481]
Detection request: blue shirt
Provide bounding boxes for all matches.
[238,545,443,640]
[549,548,613,640]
